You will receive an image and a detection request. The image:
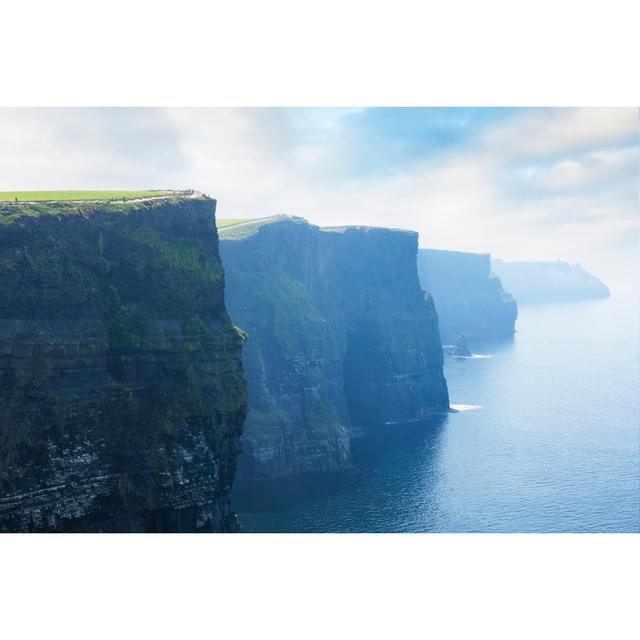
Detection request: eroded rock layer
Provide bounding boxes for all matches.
[0,197,247,532]
[220,216,449,483]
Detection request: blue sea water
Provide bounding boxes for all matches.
[234,289,640,532]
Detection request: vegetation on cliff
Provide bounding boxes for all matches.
[218,215,302,240]
[216,218,257,229]
[0,190,175,202]
[220,215,449,484]
[0,195,247,532]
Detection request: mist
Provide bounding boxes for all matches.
[1,106,637,289]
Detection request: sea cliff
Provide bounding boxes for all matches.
[0,196,247,532]
[417,248,517,341]
[491,259,610,303]
[220,216,449,483]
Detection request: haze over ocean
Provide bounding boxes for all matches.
[3,9,638,640]
[235,287,639,532]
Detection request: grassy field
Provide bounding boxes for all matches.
[0,190,176,202]
[216,218,256,228]
[217,215,305,240]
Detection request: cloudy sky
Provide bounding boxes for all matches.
[1,107,637,285]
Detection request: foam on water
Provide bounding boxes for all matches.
[236,291,640,532]
[450,403,482,412]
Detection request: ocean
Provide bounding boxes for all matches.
[234,287,640,532]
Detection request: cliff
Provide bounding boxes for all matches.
[491,259,611,303]
[0,196,247,532]
[219,216,449,483]
[417,249,517,342]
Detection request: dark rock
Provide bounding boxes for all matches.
[0,196,247,532]
[219,216,449,484]
[452,334,472,357]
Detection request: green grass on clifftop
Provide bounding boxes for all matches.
[218,215,308,240]
[216,218,256,228]
[0,190,175,202]
[0,193,209,226]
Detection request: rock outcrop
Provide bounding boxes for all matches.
[417,248,517,342]
[491,259,611,303]
[0,196,247,532]
[219,216,449,484]
[452,335,472,357]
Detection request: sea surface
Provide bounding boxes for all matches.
[233,288,640,532]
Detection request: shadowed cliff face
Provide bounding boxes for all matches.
[0,197,247,532]
[220,217,449,484]
[417,249,518,342]
[321,227,449,426]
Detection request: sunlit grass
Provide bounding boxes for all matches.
[0,190,175,202]
[216,218,256,228]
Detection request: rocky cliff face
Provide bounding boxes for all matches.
[417,249,517,342]
[0,196,247,532]
[219,217,449,483]
[491,259,611,303]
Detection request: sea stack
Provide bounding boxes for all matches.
[452,334,472,357]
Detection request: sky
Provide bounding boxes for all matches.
[0,107,637,287]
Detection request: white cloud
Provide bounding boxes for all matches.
[511,146,640,193]
[484,107,638,158]
[528,146,638,191]
[0,108,187,190]
[0,107,637,286]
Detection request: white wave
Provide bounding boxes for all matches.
[450,403,481,412]
[451,354,493,359]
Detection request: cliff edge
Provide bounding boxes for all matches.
[0,196,247,532]
[220,216,449,483]
[491,259,611,303]
[417,248,517,341]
